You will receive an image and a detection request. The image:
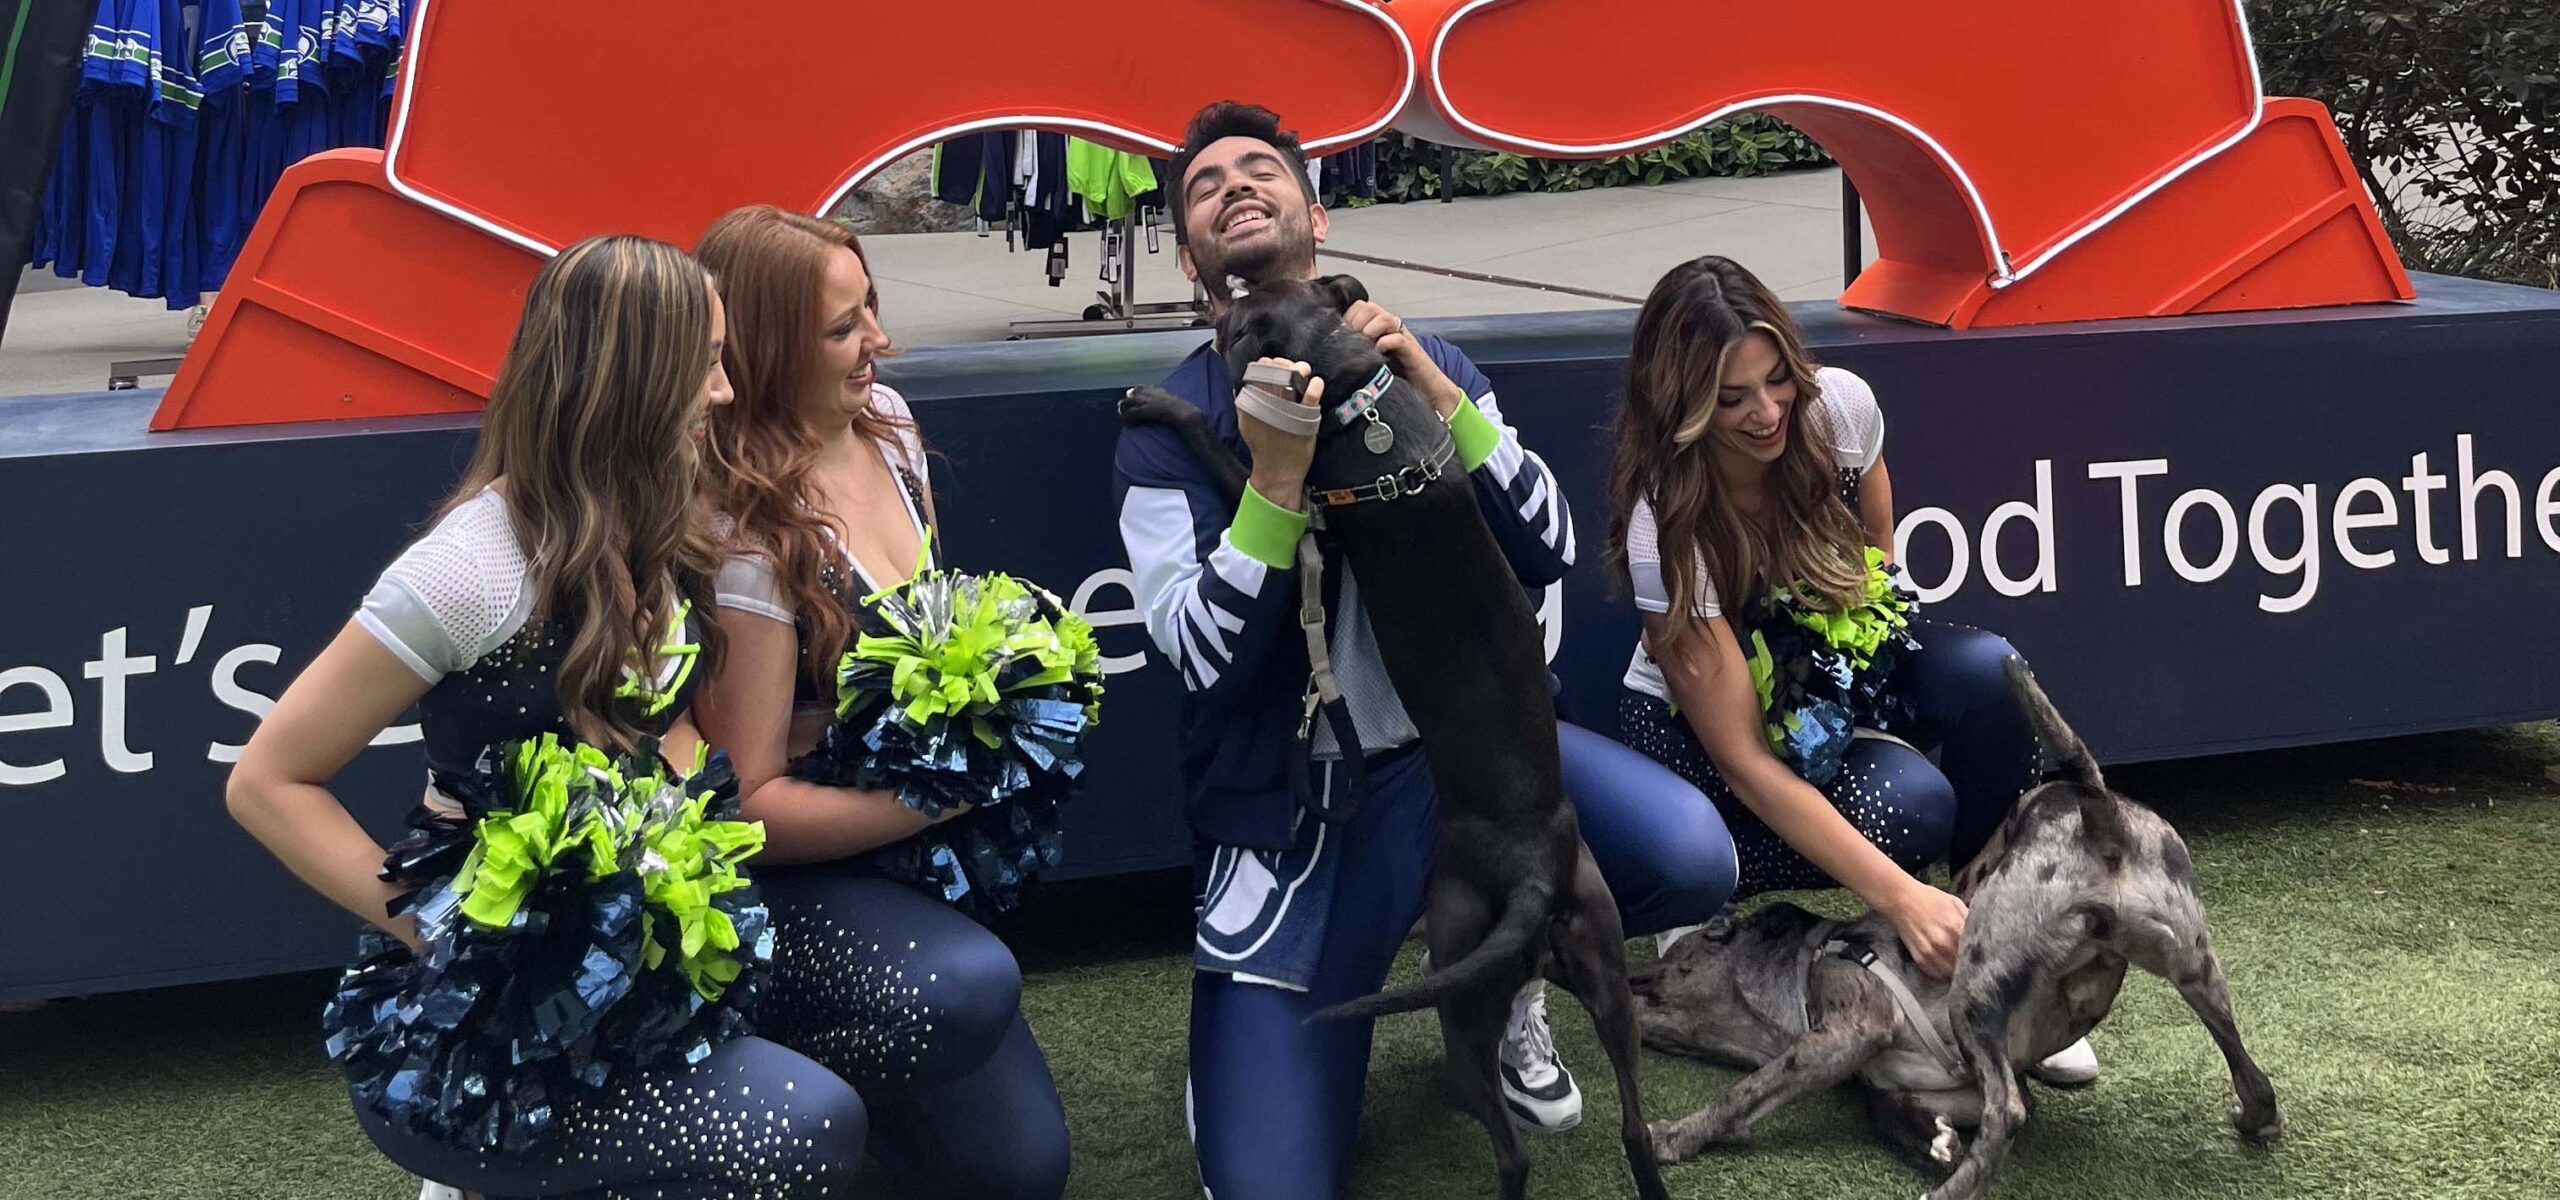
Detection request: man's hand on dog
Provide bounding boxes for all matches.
[1882,882,1969,979]
[1237,357,1324,511]
[1344,300,1467,419]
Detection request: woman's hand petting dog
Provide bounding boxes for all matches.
[1234,357,1324,510]
[1344,300,1466,419]
[1882,881,1969,979]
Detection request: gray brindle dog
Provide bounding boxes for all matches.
[1633,660,2282,1200]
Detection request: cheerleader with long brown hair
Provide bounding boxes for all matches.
[1604,255,2097,1081]
[228,236,869,1197]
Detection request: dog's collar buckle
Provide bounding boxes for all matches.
[1330,365,1396,427]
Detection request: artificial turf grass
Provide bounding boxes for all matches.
[3,723,2555,1200]
[1334,722,2560,1200]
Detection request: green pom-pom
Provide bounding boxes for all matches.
[1054,612,1107,724]
[636,784,766,1000]
[454,735,620,928]
[1779,547,1914,668]
[450,735,768,1001]
[836,569,1108,729]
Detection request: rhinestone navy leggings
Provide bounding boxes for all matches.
[1616,621,2042,897]
[357,870,1068,1199]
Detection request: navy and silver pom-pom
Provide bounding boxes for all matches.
[321,738,771,1153]
[788,569,1104,919]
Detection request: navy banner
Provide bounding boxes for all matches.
[3,274,2557,1001]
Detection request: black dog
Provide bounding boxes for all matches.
[1634,660,2282,1200]
[1119,276,1668,1200]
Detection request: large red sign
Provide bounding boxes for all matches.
[153,0,2412,430]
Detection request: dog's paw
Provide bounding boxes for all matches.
[2233,1101,2285,1143]
[1116,386,1189,427]
[1929,1116,1962,1164]
[1646,1119,1689,1164]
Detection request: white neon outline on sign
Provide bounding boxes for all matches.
[1423,0,2268,289]
[382,0,1417,258]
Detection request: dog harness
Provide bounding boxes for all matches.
[1305,364,1457,510]
[1238,362,1459,826]
[1808,938,1969,1079]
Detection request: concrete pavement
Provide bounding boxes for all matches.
[2,167,1871,398]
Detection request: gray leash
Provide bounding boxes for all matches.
[1240,360,1454,826]
[1806,938,1968,1079]
[1235,362,1322,437]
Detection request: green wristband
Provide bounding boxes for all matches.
[1448,397,1501,472]
[1230,485,1308,568]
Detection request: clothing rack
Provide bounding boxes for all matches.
[29,0,409,387]
[1006,212,1208,339]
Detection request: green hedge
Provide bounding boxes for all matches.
[1341,115,1831,207]
[2247,0,2558,287]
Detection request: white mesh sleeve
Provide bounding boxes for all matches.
[871,384,927,475]
[714,554,795,624]
[355,489,530,683]
[1626,499,1721,619]
[1818,366,1886,473]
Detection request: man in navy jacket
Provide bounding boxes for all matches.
[1113,102,1733,1199]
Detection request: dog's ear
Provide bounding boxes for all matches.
[1312,274,1370,313]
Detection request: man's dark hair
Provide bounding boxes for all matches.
[1165,101,1317,245]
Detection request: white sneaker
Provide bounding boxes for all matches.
[417,1182,464,1200]
[2031,1036,2100,1085]
[1653,924,1704,956]
[1499,982,1582,1134]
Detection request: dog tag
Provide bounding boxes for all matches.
[1363,420,1396,455]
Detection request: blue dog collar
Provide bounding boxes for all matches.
[1330,365,1396,427]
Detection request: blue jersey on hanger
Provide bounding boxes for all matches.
[100,0,149,89]
[27,3,123,278]
[238,0,286,226]
[378,0,404,106]
[34,109,79,274]
[147,0,206,307]
[325,0,372,149]
[78,1,136,287]
[328,0,360,64]
[31,0,407,297]
[108,0,184,299]
[195,0,252,293]
[274,0,333,167]
[356,0,401,63]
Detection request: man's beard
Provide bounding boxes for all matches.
[1195,216,1314,293]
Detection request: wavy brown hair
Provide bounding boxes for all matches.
[693,206,912,691]
[440,234,728,750]
[1605,256,1869,650]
